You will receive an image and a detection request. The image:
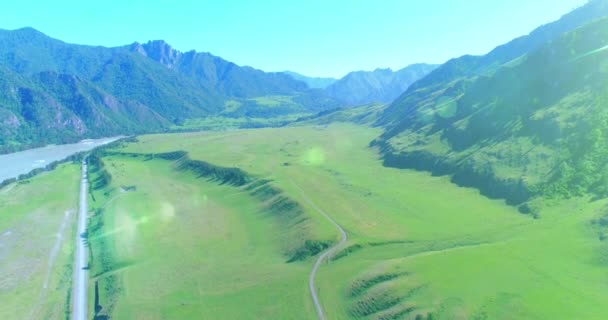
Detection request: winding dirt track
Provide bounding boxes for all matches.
[291,181,347,320]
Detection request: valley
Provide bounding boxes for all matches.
[63,123,608,319]
[3,1,608,319]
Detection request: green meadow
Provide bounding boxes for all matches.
[83,122,608,319]
[3,123,605,319]
[86,154,325,319]
[0,164,80,319]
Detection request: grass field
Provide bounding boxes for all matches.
[171,114,305,131]
[86,154,330,319]
[65,122,608,319]
[0,163,80,319]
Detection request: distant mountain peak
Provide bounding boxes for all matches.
[129,42,147,55]
[14,26,39,32]
[373,67,394,73]
[324,63,438,105]
[4,27,48,40]
[133,40,183,68]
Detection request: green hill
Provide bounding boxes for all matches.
[374,6,608,210]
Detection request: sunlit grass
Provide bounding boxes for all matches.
[0,164,80,319]
[112,123,608,318]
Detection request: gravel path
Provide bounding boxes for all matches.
[291,181,347,320]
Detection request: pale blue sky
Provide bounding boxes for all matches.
[1,0,587,77]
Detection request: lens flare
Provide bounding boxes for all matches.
[160,202,176,222]
[303,147,326,166]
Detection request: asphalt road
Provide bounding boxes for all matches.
[72,160,88,320]
[291,181,347,320]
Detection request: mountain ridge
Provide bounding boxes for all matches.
[0,27,342,152]
[324,63,438,106]
[374,0,608,209]
[379,0,608,130]
[132,40,310,98]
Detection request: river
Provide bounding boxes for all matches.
[0,137,122,181]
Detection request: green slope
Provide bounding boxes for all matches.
[379,0,608,118]
[375,4,608,209]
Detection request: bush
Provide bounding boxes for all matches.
[332,244,363,261]
[287,240,331,263]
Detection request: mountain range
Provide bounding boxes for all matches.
[323,64,438,105]
[283,64,438,106]
[0,28,434,153]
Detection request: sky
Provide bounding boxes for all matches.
[1,0,588,78]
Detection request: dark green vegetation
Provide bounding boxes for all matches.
[324,64,437,106]
[375,0,608,210]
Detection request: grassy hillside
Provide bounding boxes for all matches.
[101,123,608,319]
[291,103,386,127]
[379,0,608,116]
[0,163,80,319]
[375,14,608,210]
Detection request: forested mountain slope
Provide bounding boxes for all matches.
[0,28,343,152]
[374,12,608,210]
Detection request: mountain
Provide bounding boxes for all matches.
[285,65,438,106]
[374,0,608,210]
[0,28,342,153]
[324,64,437,106]
[282,71,337,89]
[133,40,310,98]
[0,65,168,150]
[378,0,608,129]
